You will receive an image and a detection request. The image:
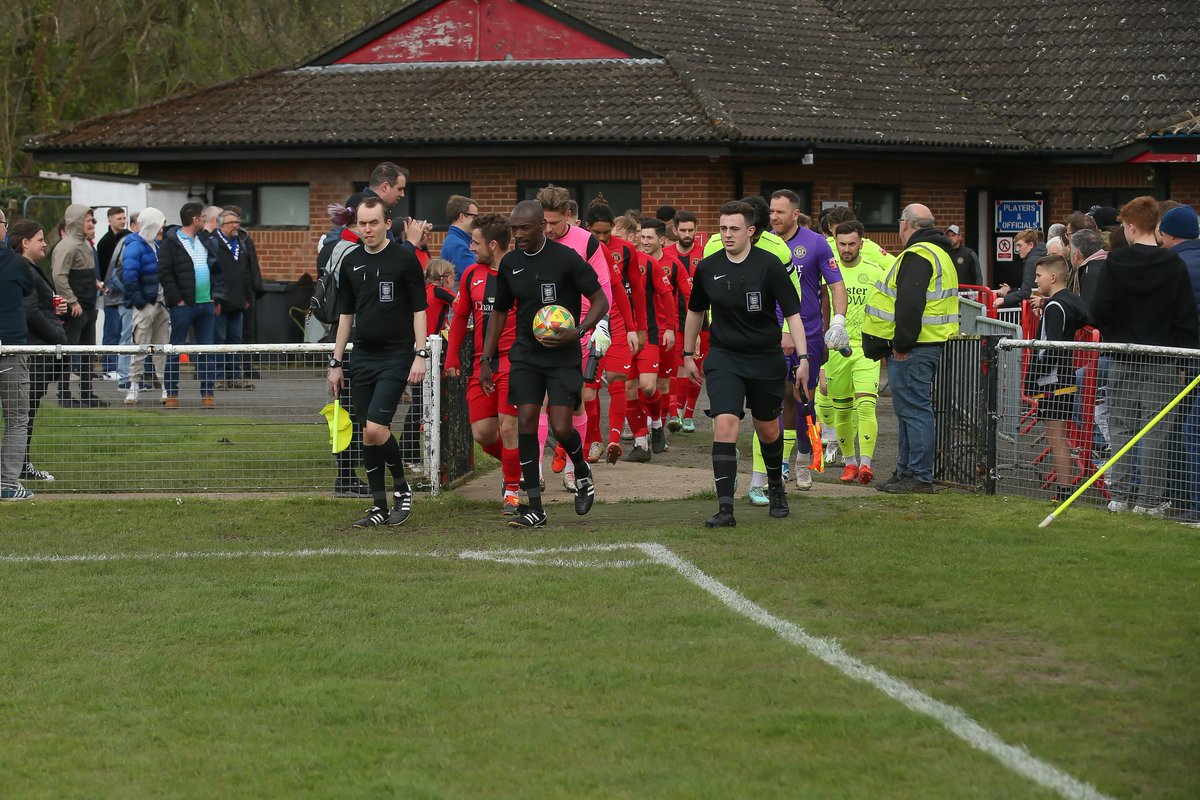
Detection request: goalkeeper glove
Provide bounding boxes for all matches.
[825,314,851,355]
[590,318,612,356]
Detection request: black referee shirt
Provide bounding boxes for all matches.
[689,246,800,353]
[337,241,427,354]
[495,238,602,369]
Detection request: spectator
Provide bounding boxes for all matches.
[1157,205,1200,521]
[861,203,959,494]
[1089,196,1199,516]
[441,195,479,280]
[401,258,457,466]
[345,161,410,240]
[201,205,224,235]
[1068,228,1107,314]
[221,204,264,379]
[1065,212,1099,236]
[656,204,679,242]
[99,209,132,382]
[11,220,65,484]
[0,210,33,499]
[208,208,257,389]
[994,228,1045,308]
[51,203,106,407]
[160,202,219,408]
[106,212,146,390]
[945,224,982,286]
[122,208,170,406]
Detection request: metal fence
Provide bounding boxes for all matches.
[0,337,475,495]
[993,338,1200,519]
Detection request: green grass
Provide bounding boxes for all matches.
[0,494,1196,798]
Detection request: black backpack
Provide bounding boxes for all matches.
[310,237,358,325]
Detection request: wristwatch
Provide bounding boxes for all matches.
[414,348,431,359]
[795,354,810,360]
[682,350,695,358]
[328,357,343,368]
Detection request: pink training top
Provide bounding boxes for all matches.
[555,225,613,333]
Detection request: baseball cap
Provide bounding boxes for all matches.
[945,224,961,235]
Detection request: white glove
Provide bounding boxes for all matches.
[590,318,612,356]
[825,314,851,354]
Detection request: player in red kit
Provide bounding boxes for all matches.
[663,210,706,433]
[638,218,683,455]
[585,199,642,464]
[444,214,523,515]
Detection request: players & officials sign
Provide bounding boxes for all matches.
[994,200,1043,233]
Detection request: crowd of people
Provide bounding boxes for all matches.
[2,161,1198,526]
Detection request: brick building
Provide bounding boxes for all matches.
[27,0,1200,293]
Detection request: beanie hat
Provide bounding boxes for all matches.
[1159,206,1199,240]
[1087,205,1119,229]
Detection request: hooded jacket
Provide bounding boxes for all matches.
[999,241,1047,308]
[122,209,164,310]
[1169,239,1200,320]
[1090,243,1198,349]
[51,203,97,307]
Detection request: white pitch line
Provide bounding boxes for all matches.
[0,546,441,564]
[638,543,1114,800]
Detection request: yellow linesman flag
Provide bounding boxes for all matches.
[320,400,353,453]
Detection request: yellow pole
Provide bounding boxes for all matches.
[1040,371,1200,528]
[331,398,339,455]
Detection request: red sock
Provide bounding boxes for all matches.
[684,381,702,419]
[585,395,601,448]
[645,388,662,424]
[607,380,626,444]
[669,377,687,418]
[501,445,521,489]
[482,438,503,460]
[628,393,648,438]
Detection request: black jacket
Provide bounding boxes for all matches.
[950,245,981,287]
[206,231,262,309]
[1090,244,1198,349]
[1000,242,1047,307]
[158,226,221,307]
[0,245,30,345]
[23,257,67,346]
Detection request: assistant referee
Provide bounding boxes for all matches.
[327,197,428,528]
[683,200,807,527]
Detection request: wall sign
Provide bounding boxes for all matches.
[995,200,1043,233]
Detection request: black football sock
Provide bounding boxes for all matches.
[519,432,543,514]
[559,429,590,479]
[379,435,409,492]
[713,441,737,513]
[761,433,785,489]
[363,444,388,509]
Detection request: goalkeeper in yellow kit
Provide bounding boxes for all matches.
[817,220,887,484]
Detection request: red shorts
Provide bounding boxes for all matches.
[601,340,634,377]
[658,335,679,378]
[635,343,661,376]
[466,368,516,423]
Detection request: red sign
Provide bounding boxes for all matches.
[995,236,1013,262]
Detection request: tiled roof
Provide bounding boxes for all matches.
[28,59,722,153]
[822,0,1200,150]
[28,0,1195,156]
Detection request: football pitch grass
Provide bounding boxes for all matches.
[2,493,1196,798]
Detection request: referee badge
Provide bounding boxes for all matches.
[379,281,394,302]
[541,283,557,303]
[746,291,763,312]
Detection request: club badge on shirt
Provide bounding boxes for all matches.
[541,283,557,304]
[379,281,394,302]
[746,291,762,313]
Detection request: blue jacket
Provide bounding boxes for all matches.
[1171,239,1200,320]
[441,225,475,279]
[123,234,160,310]
[0,244,30,344]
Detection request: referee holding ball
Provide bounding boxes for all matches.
[682,200,807,527]
[479,201,610,529]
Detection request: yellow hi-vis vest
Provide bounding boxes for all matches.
[862,240,959,343]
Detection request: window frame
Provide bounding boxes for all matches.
[1071,188,1144,215]
[212,182,310,230]
[350,181,473,231]
[760,182,813,218]
[853,184,903,232]
[517,181,642,217]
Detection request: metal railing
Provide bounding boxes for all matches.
[0,337,473,495]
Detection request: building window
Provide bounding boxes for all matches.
[1073,188,1143,214]
[760,183,813,217]
[518,181,642,217]
[213,184,310,228]
[854,184,902,231]
[351,181,471,230]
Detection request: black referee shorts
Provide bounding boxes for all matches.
[704,346,787,421]
[508,362,583,410]
[350,350,416,427]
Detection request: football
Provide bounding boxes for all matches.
[532,304,576,342]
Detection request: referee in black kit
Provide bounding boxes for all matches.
[327,197,429,528]
[478,201,610,529]
[682,200,807,527]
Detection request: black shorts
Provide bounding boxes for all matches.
[508,363,584,410]
[350,350,416,427]
[1036,384,1074,421]
[703,346,786,421]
